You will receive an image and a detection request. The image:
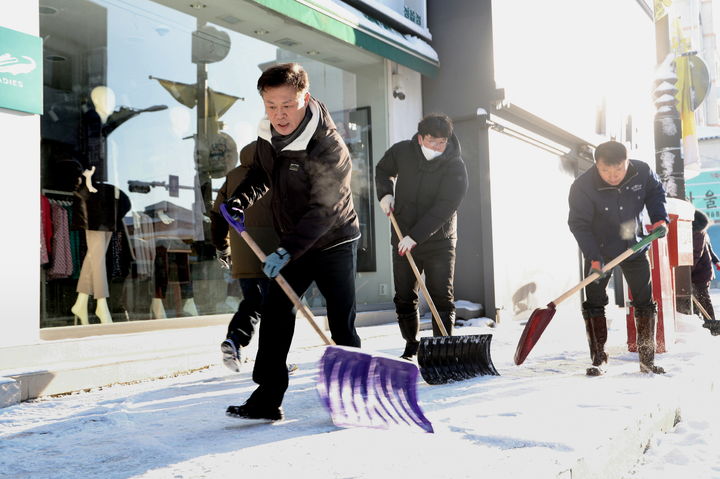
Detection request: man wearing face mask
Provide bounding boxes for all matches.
[375,113,468,360]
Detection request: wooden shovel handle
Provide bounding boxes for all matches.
[239,230,334,346]
[389,212,448,336]
[691,295,713,321]
[551,225,668,307]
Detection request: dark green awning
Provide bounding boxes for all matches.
[248,0,439,76]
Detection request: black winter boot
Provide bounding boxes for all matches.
[583,306,608,376]
[398,311,420,359]
[635,305,665,374]
[432,311,455,337]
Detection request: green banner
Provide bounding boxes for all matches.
[0,25,43,114]
[686,169,720,220]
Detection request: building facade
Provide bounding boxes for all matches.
[1,0,435,400]
[2,0,666,403]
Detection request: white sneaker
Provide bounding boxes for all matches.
[221,339,242,372]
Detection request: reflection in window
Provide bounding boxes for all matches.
[39,0,378,327]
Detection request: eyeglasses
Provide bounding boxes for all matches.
[423,137,448,148]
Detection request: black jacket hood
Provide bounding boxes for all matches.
[693,209,711,232]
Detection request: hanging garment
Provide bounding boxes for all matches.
[40,196,53,264]
[131,211,156,279]
[48,203,73,279]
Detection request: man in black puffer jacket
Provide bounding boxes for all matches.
[224,63,361,421]
[376,114,468,360]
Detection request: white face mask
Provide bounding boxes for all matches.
[421,144,442,161]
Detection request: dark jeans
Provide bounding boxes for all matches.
[393,239,456,315]
[692,281,715,320]
[584,251,653,311]
[226,278,270,347]
[247,240,361,409]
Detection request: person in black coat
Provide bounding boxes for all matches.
[568,140,669,375]
[211,141,278,371]
[375,113,468,360]
[223,63,361,421]
[691,209,719,321]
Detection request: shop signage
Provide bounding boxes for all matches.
[686,169,720,220]
[0,25,43,114]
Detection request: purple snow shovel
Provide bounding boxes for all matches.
[220,204,433,433]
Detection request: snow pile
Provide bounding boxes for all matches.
[1,297,719,478]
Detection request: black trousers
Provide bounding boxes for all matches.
[584,251,653,311]
[226,278,270,347]
[248,241,361,408]
[692,281,715,320]
[393,239,456,315]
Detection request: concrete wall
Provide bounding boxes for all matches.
[0,1,40,348]
[423,0,497,311]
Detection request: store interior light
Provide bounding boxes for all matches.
[254,29,269,35]
[189,2,207,8]
[306,50,320,56]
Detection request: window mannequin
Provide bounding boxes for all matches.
[90,85,115,124]
[80,85,167,182]
[72,85,165,324]
[71,153,131,324]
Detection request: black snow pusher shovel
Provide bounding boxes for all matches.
[514,225,668,365]
[690,295,720,336]
[220,204,433,433]
[389,212,499,385]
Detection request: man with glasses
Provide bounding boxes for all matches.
[376,113,469,360]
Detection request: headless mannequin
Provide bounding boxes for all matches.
[70,167,113,324]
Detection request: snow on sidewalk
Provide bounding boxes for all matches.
[0,304,718,479]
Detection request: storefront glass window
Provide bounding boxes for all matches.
[40,0,382,327]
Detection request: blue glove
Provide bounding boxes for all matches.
[224,196,245,224]
[264,247,291,278]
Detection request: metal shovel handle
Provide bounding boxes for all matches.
[220,204,334,345]
[389,212,448,336]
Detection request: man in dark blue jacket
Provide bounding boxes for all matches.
[376,114,468,360]
[568,140,669,376]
